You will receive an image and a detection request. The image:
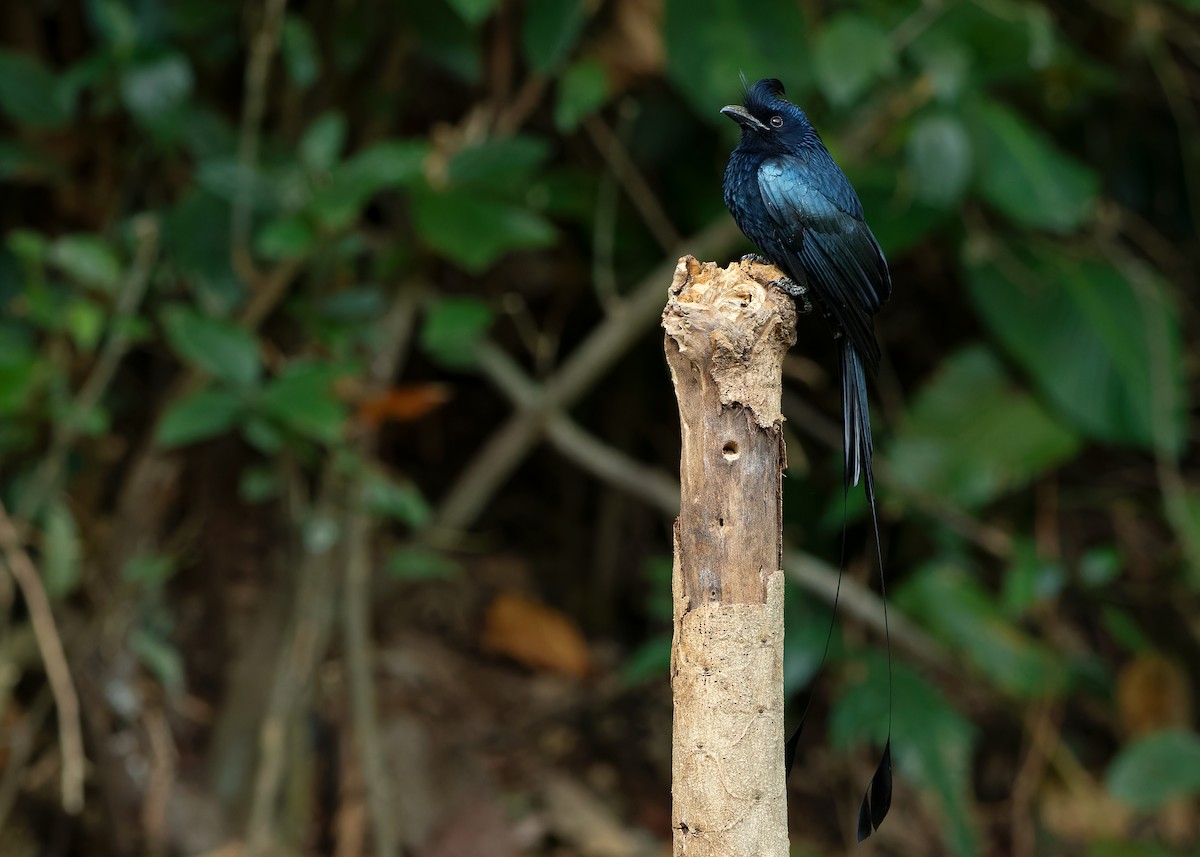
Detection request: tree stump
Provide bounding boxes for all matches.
[663,255,797,857]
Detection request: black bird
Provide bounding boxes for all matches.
[721,77,893,842]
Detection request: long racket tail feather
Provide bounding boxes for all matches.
[784,491,850,778]
[842,340,894,843]
[784,342,894,843]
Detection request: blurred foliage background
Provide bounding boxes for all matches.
[0,0,1198,855]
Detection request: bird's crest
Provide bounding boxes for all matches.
[744,78,787,114]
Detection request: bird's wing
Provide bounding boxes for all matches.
[757,154,890,372]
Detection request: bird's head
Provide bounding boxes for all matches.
[721,78,814,153]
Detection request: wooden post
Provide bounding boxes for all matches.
[663,256,796,857]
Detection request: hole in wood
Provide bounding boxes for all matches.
[722,440,740,461]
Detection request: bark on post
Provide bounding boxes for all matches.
[663,255,797,857]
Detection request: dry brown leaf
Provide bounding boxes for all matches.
[1116,653,1192,737]
[355,384,452,427]
[481,593,590,679]
[1115,653,1197,845]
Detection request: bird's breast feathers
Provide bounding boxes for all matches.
[758,157,861,228]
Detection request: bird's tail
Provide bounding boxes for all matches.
[841,339,893,842]
[841,339,872,494]
[784,341,894,839]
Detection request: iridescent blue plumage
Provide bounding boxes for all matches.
[721,77,893,843]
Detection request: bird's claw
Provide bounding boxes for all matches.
[740,252,770,265]
[769,277,813,314]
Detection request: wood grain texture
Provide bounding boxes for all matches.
[663,256,796,857]
[663,256,795,610]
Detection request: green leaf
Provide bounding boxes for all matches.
[162,189,240,309]
[299,112,347,173]
[448,136,550,190]
[620,634,672,686]
[66,299,105,351]
[909,35,971,102]
[0,353,40,415]
[1079,546,1121,588]
[195,158,277,209]
[57,394,109,439]
[911,1,1060,85]
[664,0,808,120]
[91,0,138,52]
[966,98,1097,232]
[259,361,348,444]
[409,3,484,81]
[1001,538,1066,617]
[281,15,320,88]
[120,52,194,123]
[830,654,979,856]
[42,502,81,599]
[1106,731,1200,810]
[887,346,1080,509]
[310,140,429,228]
[122,553,177,586]
[446,0,497,24]
[851,168,948,256]
[640,556,673,622]
[345,140,429,186]
[316,288,387,322]
[783,584,841,695]
[386,546,459,580]
[239,466,280,502]
[907,113,972,207]
[255,215,314,260]
[155,388,243,447]
[522,0,586,73]
[965,241,1186,454]
[555,59,609,132]
[897,563,1067,698]
[241,416,284,454]
[410,187,555,272]
[812,14,896,108]
[419,297,494,369]
[1100,605,1150,653]
[162,306,262,387]
[0,49,74,128]
[130,627,185,693]
[364,471,431,527]
[176,104,230,156]
[48,235,121,290]
[7,229,47,266]
[0,320,39,402]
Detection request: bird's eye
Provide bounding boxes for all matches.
[770,115,784,128]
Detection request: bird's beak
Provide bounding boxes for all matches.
[721,105,769,133]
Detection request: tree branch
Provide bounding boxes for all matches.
[0,500,85,815]
[430,218,740,539]
[17,214,159,523]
